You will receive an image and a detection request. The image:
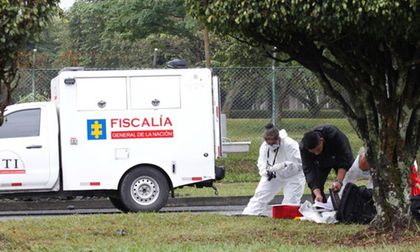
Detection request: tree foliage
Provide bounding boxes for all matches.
[104,0,192,40]
[187,0,420,231]
[31,0,274,68]
[58,0,206,68]
[0,0,60,121]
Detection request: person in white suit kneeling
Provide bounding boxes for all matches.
[242,123,306,216]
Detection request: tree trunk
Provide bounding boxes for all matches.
[275,75,293,124]
[348,75,418,231]
[0,63,18,125]
[221,81,245,117]
[367,130,413,230]
[203,26,211,68]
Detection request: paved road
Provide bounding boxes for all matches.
[0,195,313,219]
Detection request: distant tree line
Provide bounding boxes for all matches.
[20,0,273,69]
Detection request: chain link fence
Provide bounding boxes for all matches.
[213,67,360,144]
[13,69,59,103]
[13,67,362,180]
[211,67,362,181]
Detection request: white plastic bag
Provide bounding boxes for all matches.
[298,200,338,224]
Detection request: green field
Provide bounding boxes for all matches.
[222,118,362,182]
[0,213,417,251]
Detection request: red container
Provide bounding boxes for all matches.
[272,204,302,219]
[411,162,420,196]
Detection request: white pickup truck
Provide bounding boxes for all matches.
[0,68,224,212]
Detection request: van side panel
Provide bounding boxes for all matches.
[55,69,215,191]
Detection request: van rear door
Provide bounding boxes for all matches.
[212,76,222,159]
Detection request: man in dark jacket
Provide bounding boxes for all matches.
[300,125,354,203]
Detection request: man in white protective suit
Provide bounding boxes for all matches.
[242,123,306,216]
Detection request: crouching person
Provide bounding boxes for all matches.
[337,150,420,223]
[339,148,373,197]
[333,149,376,224]
[242,123,306,216]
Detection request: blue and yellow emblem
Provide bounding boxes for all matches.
[87,119,107,140]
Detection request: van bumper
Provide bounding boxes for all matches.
[193,166,225,188]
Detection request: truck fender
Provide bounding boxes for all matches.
[118,164,173,191]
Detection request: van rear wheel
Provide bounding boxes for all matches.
[119,167,169,212]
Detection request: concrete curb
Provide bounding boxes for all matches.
[0,195,313,211]
[167,195,313,207]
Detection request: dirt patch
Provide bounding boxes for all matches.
[339,227,420,247]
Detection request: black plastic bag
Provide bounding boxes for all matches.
[336,183,376,224]
[410,195,420,220]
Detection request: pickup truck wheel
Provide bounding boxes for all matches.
[109,197,129,213]
[119,167,169,212]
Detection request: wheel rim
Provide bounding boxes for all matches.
[130,176,160,206]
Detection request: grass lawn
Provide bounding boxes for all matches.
[174,179,370,197]
[0,213,418,251]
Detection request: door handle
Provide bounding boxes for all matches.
[26,145,42,149]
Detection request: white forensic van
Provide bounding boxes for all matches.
[0,68,224,212]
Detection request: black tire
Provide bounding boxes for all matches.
[119,167,169,212]
[109,197,130,213]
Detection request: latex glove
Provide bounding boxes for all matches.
[314,195,324,203]
[313,189,324,203]
[267,162,287,173]
[331,181,343,192]
[259,168,267,177]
